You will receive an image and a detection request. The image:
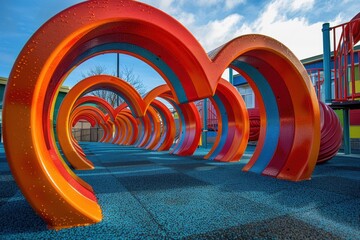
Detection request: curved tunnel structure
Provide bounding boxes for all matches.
[246,101,343,164]
[3,0,323,229]
[57,75,146,170]
[318,101,343,163]
[204,79,249,162]
[217,36,320,181]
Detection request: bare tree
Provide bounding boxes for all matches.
[120,66,146,96]
[81,65,146,107]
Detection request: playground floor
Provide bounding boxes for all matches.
[0,142,359,239]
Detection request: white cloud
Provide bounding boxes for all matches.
[225,0,246,10]
[193,14,244,51]
[143,0,183,18]
[191,0,246,9]
[176,11,196,27]
[152,0,176,11]
[258,17,323,59]
[193,0,220,7]
[290,0,315,12]
[246,0,344,59]
[140,0,353,59]
[143,0,196,27]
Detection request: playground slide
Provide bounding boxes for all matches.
[350,12,360,45]
[248,101,343,164]
[317,101,343,163]
[248,108,260,141]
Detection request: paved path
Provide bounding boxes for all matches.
[0,142,359,239]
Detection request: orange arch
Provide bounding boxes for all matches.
[150,99,176,151]
[57,75,145,170]
[2,0,321,230]
[212,35,320,181]
[205,79,249,161]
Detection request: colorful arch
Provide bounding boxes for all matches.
[144,85,201,156]
[112,110,139,145]
[3,0,321,230]
[73,115,97,128]
[150,99,176,151]
[73,96,116,143]
[57,75,145,170]
[142,106,162,150]
[248,108,261,141]
[70,106,110,154]
[205,79,249,161]
[143,85,176,151]
[317,101,343,163]
[117,111,139,145]
[212,35,320,181]
[74,96,116,121]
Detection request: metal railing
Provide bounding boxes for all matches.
[332,17,360,101]
[196,99,219,131]
[307,68,324,99]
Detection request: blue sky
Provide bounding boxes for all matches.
[1,0,359,90]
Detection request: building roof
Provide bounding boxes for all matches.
[301,44,360,65]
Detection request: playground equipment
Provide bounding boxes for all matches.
[3,0,320,229]
[143,86,177,151]
[204,79,249,161]
[248,108,260,141]
[113,110,139,146]
[139,106,162,149]
[318,101,343,163]
[332,12,360,101]
[57,75,145,170]
[303,12,360,155]
[71,106,111,144]
[72,95,116,143]
[142,85,201,156]
[149,100,176,151]
[243,101,343,163]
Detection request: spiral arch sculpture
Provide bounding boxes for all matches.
[3,0,321,229]
[216,36,320,181]
[57,75,145,170]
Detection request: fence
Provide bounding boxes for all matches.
[72,127,104,142]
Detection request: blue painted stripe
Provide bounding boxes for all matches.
[208,94,228,159]
[232,60,280,173]
[144,111,155,148]
[169,102,186,154]
[134,118,145,146]
[152,105,167,149]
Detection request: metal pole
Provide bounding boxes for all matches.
[116,53,120,106]
[229,68,234,85]
[203,99,208,148]
[322,23,332,103]
[343,108,351,155]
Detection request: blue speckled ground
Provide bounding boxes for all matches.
[0,142,359,239]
